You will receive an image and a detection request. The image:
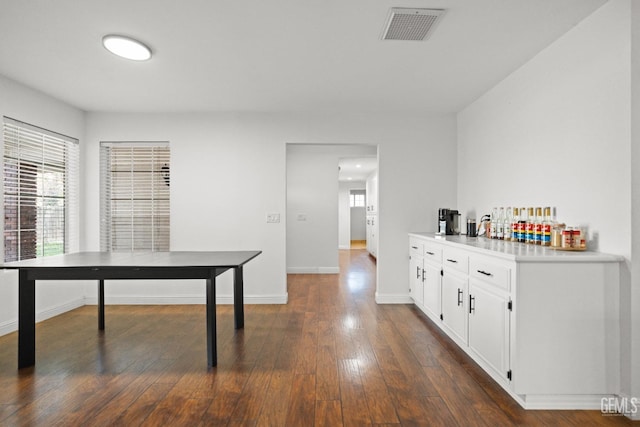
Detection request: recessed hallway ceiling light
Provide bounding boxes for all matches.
[102,35,152,61]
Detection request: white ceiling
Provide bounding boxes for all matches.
[338,157,377,183]
[0,0,607,114]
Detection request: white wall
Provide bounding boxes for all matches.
[457,0,636,415]
[458,1,630,255]
[83,112,457,304]
[0,74,86,335]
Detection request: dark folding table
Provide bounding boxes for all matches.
[1,250,261,369]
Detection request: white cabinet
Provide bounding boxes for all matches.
[422,242,442,320]
[410,239,442,321]
[441,269,467,345]
[408,232,622,410]
[468,278,510,380]
[409,240,423,305]
[441,247,469,344]
[365,170,378,213]
[422,263,441,320]
[366,215,377,258]
[468,254,511,381]
[365,171,378,258]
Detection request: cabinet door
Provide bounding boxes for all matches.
[409,255,424,305]
[370,216,377,257]
[468,280,510,380]
[423,263,441,319]
[441,272,467,344]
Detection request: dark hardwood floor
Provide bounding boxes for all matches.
[0,249,633,426]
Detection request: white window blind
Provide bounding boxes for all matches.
[3,117,79,262]
[100,142,170,252]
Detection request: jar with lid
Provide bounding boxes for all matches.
[572,227,587,249]
[551,225,564,248]
[467,218,477,237]
[562,227,573,249]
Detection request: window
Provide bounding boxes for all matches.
[350,193,365,207]
[100,142,170,252]
[3,117,79,262]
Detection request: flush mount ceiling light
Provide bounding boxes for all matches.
[102,35,152,61]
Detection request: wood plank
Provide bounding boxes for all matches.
[315,399,343,427]
[338,359,372,427]
[284,374,316,426]
[255,371,294,427]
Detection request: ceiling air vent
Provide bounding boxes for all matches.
[381,8,445,41]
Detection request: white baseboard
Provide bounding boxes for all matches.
[375,292,413,304]
[613,392,640,420]
[0,294,289,337]
[37,298,86,322]
[0,319,17,336]
[0,297,85,337]
[287,267,340,274]
[518,394,612,410]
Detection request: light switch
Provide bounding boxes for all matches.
[266,213,280,223]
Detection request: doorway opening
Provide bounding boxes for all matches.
[285,144,377,275]
[338,155,377,257]
[348,189,366,249]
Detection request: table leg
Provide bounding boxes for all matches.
[18,270,36,369]
[98,280,105,330]
[206,275,217,367]
[234,266,244,329]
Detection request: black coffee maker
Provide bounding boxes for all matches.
[438,208,461,235]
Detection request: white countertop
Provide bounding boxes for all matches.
[409,232,624,263]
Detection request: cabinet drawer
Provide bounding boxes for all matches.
[443,247,468,274]
[469,256,510,291]
[409,238,424,258]
[423,242,442,264]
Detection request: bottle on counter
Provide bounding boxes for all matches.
[438,208,448,235]
[511,207,520,241]
[504,207,512,242]
[490,207,498,239]
[541,207,552,246]
[496,207,504,240]
[534,207,543,245]
[518,207,527,243]
[525,207,535,243]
